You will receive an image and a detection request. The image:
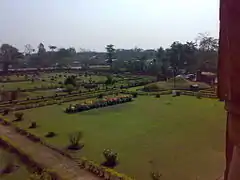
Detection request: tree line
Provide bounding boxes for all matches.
[0,33,218,75]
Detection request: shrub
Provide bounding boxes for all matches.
[58,81,62,85]
[176,91,181,96]
[196,92,202,99]
[14,112,24,121]
[29,171,52,180]
[102,149,118,168]
[29,122,37,129]
[45,132,56,138]
[132,92,138,98]
[68,131,83,150]
[156,94,160,98]
[98,94,103,99]
[165,101,171,105]
[105,75,114,85]
[64,76,76,87]
[150,172,162,180]
[65,84,75,93]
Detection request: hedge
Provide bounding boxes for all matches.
[65,95,133,114]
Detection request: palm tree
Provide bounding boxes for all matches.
[49,45,57,52]
[0,44,23,72]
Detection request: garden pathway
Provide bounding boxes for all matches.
[0,123,100,180]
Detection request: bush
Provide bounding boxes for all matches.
[176,91,181,96]
[65,84,75,93]
[3,109,9,116]
[29,122,37,129]
[45,132,56,138]
[196,92,202,99]
[151,172,162,180]
[156,94,160,98]
[98,94,103,99]
[68,131,83,150]
[14,112,24,121]
[64,76,76,87]
[132,92,138,98]
[58,81,62,85]
[102,149,118,168]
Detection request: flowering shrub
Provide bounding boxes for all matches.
[65,95,133,114]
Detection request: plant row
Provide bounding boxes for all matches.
[181,91,218,98]
[0,88,120,109]
[65,95,133,113]
[2,90,121,113]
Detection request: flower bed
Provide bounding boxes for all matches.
[65,95,133,114]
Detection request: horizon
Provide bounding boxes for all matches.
[0,0,219,52]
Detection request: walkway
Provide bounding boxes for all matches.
[0,123,100,180]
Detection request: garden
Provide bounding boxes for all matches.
[3,94,225,180]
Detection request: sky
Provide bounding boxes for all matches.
[0,0,219,52]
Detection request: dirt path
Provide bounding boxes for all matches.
[0,124,100,180]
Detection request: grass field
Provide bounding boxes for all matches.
[8,95,225,180]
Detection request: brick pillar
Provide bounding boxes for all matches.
[219,0,240,179]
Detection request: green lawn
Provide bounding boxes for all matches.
[10,95,225,180]
[0,81,57,91]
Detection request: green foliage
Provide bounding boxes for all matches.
[196,92,202,99]
[151,172,162,180]
[0,44,23,72]
[156,94,160,98]
[3,109,9,116]
[98,93,103,99]
[65,84,75,93]
[29,121,37,129]
[45,132,56,138]
[28,171,52,180]
[14,112,24,121]
[64,76,76,87]
[132,92,138,98]
[103,149,118,168]
[105,75,115,85]
[144,77,210,92]
[106,44,116,66]
[68,131,83,150]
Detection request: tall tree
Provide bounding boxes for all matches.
[0,44,23,72]
[24,44,35,56]
[105,44,116,68]
[197,33,219,52]
[38,43,46,55]
[196,33,219,72]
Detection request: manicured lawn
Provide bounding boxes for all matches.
[10,95,225,180]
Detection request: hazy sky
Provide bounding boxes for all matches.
[0,0,219,52]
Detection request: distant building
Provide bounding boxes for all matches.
[196,70,217,84]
